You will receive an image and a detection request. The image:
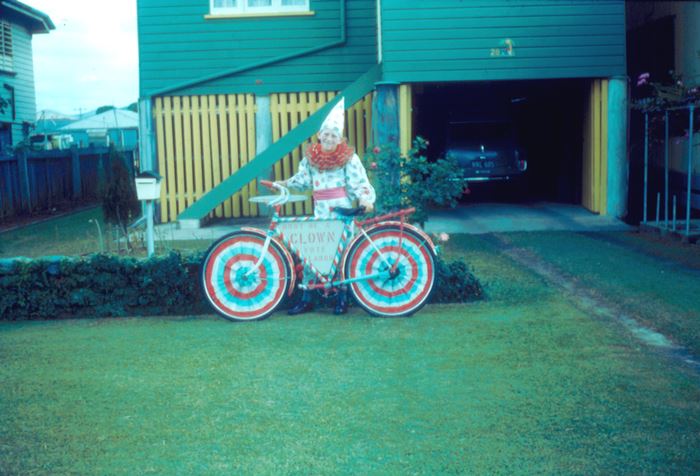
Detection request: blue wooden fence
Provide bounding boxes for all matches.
[0,147,136,220]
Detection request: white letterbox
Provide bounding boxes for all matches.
[135,171,163,201]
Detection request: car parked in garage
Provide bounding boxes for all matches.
[445,120,527,183]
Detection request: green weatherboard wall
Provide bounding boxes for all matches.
[380,0,626,83]
[137,0,626,96]
[137,0,377,97]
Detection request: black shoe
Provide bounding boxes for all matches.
[288,300,314,315]
[333,296,348,315]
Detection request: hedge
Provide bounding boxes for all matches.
[0,252,482,321]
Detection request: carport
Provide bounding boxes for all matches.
[413,80,588,205]
[379,0,628,219]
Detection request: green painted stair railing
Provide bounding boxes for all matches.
[177,64,382,223]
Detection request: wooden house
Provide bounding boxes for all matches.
[0,0,53,151]
[137,0,628,226]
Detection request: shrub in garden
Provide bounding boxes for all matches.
[102,146,141,247]
[0,252,208,320]
[360,137,480,305]
[363,137,464,227]
[0,251,482,321]
[433,255,484,303]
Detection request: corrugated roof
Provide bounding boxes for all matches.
[59,109,138,131]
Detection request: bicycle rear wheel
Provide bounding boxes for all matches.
[202,231,290,321]
[344,225,435,317]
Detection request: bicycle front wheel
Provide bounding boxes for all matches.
[344,225,436,317]
[202,231,290,321]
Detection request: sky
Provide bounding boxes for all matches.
[23,0,139,117]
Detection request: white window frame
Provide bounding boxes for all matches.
[210,0,309,16]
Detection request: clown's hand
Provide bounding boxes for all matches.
[359,200,374,214]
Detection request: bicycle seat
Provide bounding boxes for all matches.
[332,206,366,217]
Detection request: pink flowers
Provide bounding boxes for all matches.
[434,232,450,243]
[372,146,381,154]
[637,72,650,87]
[370,162,377,170]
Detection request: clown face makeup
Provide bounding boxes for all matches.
[318,128,342,151]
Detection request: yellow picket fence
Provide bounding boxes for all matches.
[154,94,258,222]
[154,91,374,222]
[270,91,373,216]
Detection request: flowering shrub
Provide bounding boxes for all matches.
[632,71,700,143]
[363,137,464,226]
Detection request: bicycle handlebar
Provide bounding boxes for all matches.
[257,179,290,206]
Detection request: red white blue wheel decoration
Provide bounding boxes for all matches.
[202,231,289,321]
[345,226,435,317]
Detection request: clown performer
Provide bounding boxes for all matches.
[275,97,376,315]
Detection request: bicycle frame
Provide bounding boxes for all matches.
[251,201,415,292]
[202,181,439,320]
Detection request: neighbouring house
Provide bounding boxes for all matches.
[137,0,628,226]
[0,0,53,152]
[59,108,139,149]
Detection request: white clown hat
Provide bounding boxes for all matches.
[320,97,345,136]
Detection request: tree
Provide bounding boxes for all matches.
[102,146,140,250]
[96,105,116,115]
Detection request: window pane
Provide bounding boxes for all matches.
[248,0,271,6]
[213,0,236,7]
[281,0,306,5]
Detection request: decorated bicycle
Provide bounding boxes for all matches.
[201,97,437,321]
[201,182,437,321]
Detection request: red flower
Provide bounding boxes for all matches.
[372,147,380,154]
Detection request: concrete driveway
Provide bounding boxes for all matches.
[156,202,631,242]
[424,202,632,234]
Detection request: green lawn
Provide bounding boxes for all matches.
[2,231,700,474]
[0,207,106,258]
[496,231,700,356]
[0,207,213,258]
